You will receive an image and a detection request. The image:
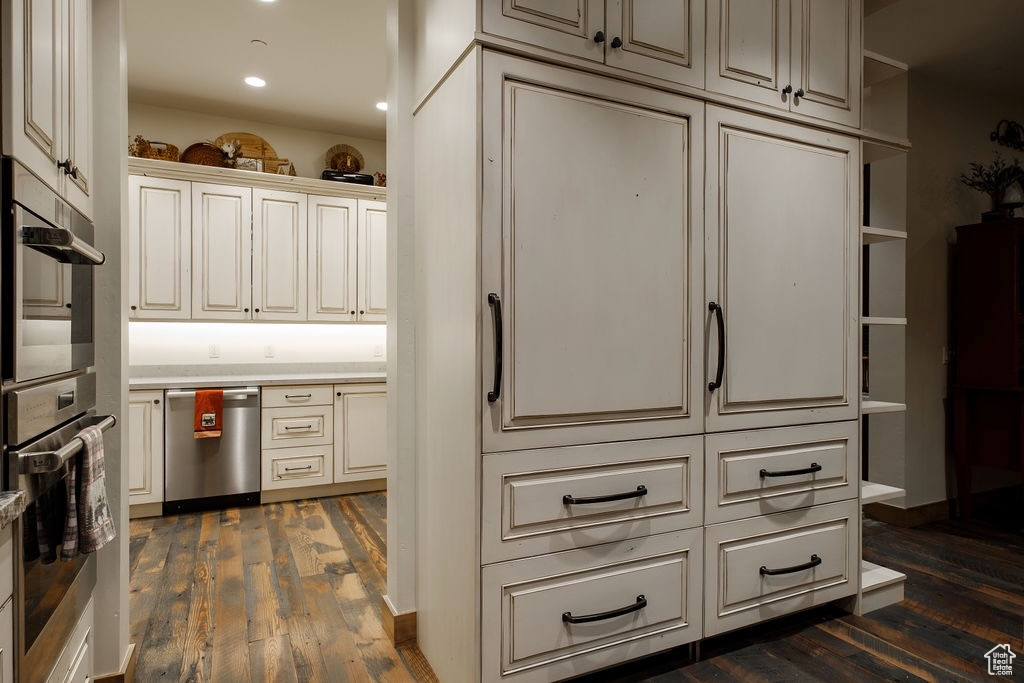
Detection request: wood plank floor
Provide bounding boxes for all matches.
[130,493,1024,682]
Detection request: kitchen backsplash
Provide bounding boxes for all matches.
[129,322,386,366]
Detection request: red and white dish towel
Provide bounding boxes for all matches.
[61,424,116,560]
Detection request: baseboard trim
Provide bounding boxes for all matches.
[94,642,138,683]
[381,595,417,645]
[261,479,386,504]
[128,502,162,519]
[865,499,950,527]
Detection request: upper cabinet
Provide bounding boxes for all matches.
[482,0,705,88]
[706,0,861,127]
[2,0,94,218]
[127,165,386,324]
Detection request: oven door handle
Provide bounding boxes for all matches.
[22,225,106,265]
[15,414,117,474]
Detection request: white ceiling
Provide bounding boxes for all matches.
[126,0,388,141]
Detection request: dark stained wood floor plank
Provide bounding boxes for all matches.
[322,498,387,607]
[300,574,368,683]
[211,507,252,683]
[250,635,300,683]
[336,496,387,584]
[245,562,290,643]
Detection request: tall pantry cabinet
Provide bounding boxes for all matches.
[412,3,862,681]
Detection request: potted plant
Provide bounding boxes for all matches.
[960,151,1024,221]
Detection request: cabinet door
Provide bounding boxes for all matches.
[128,390,163,506]
[0,597,11,683]
[5,0,63,192]
[705,106,858,432]
[789,0,861,127]
[334,384,387,482]
[356,200,387,322]
[60,0,92,218]
[705,0,791,109]
[481,52,704,452]
[128,175,192,319]
[482,0,604,63]
[307,195,358,321]
[191,183,252,320]
[252,188,307,321]
[605,0,705,88]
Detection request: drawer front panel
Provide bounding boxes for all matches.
[262,385,333,408]
[262,446,332,490]
[705,421,858,524]
[482,437,703,564]
[482,529,702,682]
[261,405,333,448]
[704,500,858,636]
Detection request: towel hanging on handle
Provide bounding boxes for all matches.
[62,424,116,559]
[194,389,224,439]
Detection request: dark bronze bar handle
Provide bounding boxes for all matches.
[284,424,314,431]
[285,394,312,399]
[708,302,725,392]
[563,485,647,506]
[759,462,822,478]
[487,293,503,403]
[562,595,647,624]
[284,465,313,472]
[760,554,821,576]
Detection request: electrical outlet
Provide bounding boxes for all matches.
[208,344,220,358]
[374,344,384,358]
[264,345,275,358]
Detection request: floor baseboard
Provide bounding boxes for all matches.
[381,595,417,645]
[94,642,138,683]
[865,499,950,527]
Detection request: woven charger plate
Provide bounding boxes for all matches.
[180,142,225,167]
[213,132,278,162]
[325,144,364,172]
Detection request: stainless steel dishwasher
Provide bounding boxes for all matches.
[163,386,261,514]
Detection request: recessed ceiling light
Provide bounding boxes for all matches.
[376,102,388,111]
[245,76,266,88]
[259,0,276,3]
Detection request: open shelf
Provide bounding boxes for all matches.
[862,226,907,244]
[864,50,908,87]
[861,480,905,504]
[863,316,907,326]
[862,400,906,414]
[860,560,906,614]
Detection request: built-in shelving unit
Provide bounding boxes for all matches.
[860,560,906,613]
[861,480,905,505]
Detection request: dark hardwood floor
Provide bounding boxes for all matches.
[130,493,1024,682]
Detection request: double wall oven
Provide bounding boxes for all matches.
[2,159,114,682]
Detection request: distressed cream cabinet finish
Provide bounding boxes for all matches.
[0,526,12,683]
[2,0,94,218]
[704,105,859,432]
[333,384,387,483]
[705,0,861,127]
[128,390,164,507]
[308,195,358,321]
[482,0,705,88]
[191,182,253,321]
[128,175,192,319]
[44,598,93,683]
[481,54,705,453]
[356,200,388,322]
[253,188,307,321]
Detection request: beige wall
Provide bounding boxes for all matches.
[904,72,1024,506]
[128,101,387,180]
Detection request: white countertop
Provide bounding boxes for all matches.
[128,363,386,390]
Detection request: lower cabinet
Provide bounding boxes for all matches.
[0,524,11,683]
[128,390,164,508]
[45,599,93,683]
[262,444,334,490]
[333,384,387,483]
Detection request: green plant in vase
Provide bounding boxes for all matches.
[960,151,1024,220]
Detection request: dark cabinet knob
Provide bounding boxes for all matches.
[610,36,622,48]
[154,399,160,405]
[337,391,342,397]
[254,308,260,313]
[359,310,365,315]
[130,305,137,311]
[350,310,355,315]
[593,30,605,43]
[58,159,72,174]
[65,303,72,309]
[782,84,793,94]
[795,88,805,99]
[244,308,249,312]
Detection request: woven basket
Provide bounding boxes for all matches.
[180,142,226,167]
[128,135,179,162]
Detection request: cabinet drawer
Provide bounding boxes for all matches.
[262,446,333,490]
[705,421,858,524]
[704,500,858,636]
[482,529,702,682]
[261,406,332,448]
[482,437,703,564]
[262,385,333,408]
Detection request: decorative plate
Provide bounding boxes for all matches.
[180,142,226,167]
[325,144,364,173]
[213,132,278,163]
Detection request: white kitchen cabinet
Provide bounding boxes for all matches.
[45,598,92,683]
[705,0,861,127]
[307,195,358,321]
[252,188,307,321]
[704,105,859,433]
[356,200,387,322]
[261,384,336,492]
[481,0,705,88]
[128,175,192,319]
[2,0,93,217]
[333,384,387,483]
[191,182,253,321]
[128,390,164,507]
[0,597,11,683]
[481,54,705,453]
